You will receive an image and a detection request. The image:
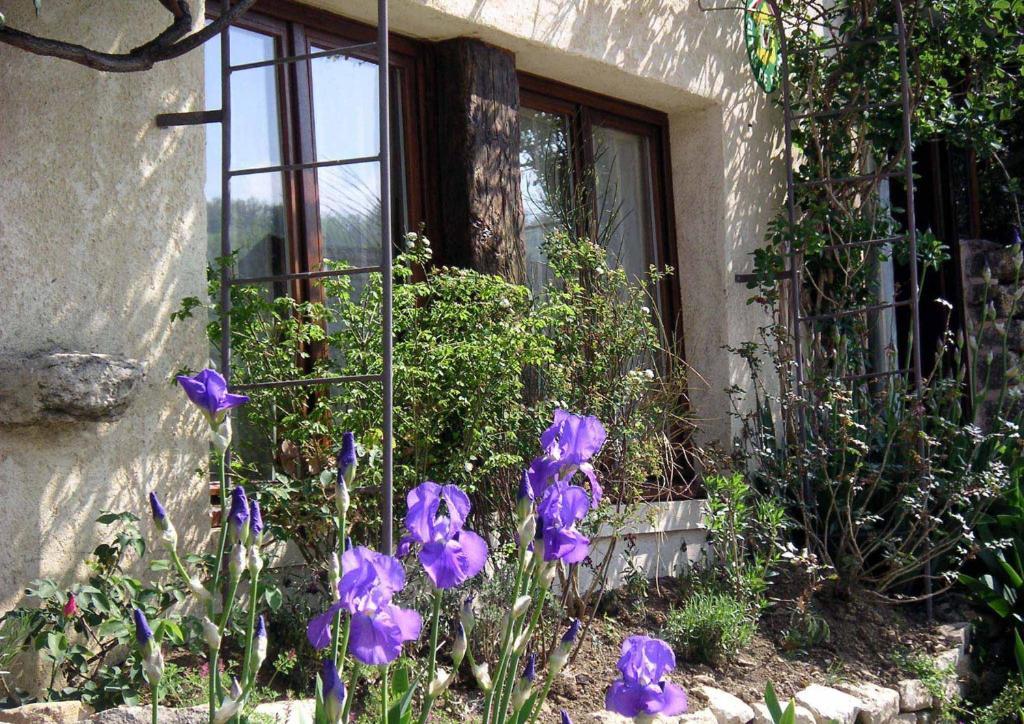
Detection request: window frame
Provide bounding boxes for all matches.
[518,73,683,346]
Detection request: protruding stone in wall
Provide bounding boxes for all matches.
[794,684,861,724]
[896,679,933,713]
[697,686,755,724]
[0,349,145,425]
[752,701,815,724]
[835,682,900,724]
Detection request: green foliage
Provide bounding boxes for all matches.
[0,512,197,709]
[702,473,785,607]
[174,231,693,569]
[973,681,1024,724]
[764,682,798,724]
[660,590,755,665]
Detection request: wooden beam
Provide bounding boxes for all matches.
[434,38,526,283]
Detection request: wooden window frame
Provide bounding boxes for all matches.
[519,73,683,348]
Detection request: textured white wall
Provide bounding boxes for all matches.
[0,1,210,611]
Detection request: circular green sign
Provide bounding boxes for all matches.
[745,0,781,93]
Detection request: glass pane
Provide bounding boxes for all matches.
[593,125,656,285]
[519,108,572,292]
[320,162,381,270]
[230,26,276,67]
[229,173,290,280]
[311,47,380,162]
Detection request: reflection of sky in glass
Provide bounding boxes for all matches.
[312,50,379,161]
[204,28,282,205]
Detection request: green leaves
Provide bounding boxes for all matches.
[764,682,797,724]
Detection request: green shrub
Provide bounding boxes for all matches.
[661,591,755,665]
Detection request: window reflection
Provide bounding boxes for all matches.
[519,107,571,292]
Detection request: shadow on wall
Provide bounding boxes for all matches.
[0,0,212,611]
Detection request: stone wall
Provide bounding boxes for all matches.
[960,239,1024,426]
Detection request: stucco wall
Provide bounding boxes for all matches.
[0,2,210,611]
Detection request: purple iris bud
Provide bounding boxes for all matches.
[306,546,422,666]
[528,410,606,509]
[321,659,346,720]
[148,491,167,524]
[604,636,688,718]
[132,608,154,647]
[345,536,353,551]
[561,711,573,724]
[228,485,249,540]
[521,653,537,682]
[402,481,488,589]
[249,499,263,540]
[175,368,249,426]
[255,614,267,639]
[562,619,581,644]
[1014,226,1022,246]
[338,432,357,484]
[517,470,534,502]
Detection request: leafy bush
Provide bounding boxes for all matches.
[0,512,197,709]
[174,231,695,570]
[660,590,755,665]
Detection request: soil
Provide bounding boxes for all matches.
[440,569,972,723]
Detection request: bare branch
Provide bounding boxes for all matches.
[0,0,259,73]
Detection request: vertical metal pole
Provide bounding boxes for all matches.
[895,0,931,618]
[768,1,808,465]
[378,0,395,554]
[219,0,232,381]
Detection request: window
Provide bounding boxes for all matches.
[203,7,427,298]
[518,76,680,331]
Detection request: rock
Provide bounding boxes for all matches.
[86,705,206,723]
[253,698,315,722]
[896,715,917,723]
[834,682,899,724]
[793,684,861,724]
[3,700,95,722]
[751,701,815,724]
[933,647,968,679]
[697,686,755,724]
[936,623,970,654]
[897,679,933,712]
[678,711,719,723]
[0,350,145,426]
[987,244,1024,282]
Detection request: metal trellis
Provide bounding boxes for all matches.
[157,0,396,553]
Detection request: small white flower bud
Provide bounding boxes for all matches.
[542,562,558,587]
[328,553,341,596]
[471,663,492,692]
[512,630,530,655]
[512,595,532,619]
[983,265,993,283]
[453,625,467,663]
[517,513,536,544]
[247,546,263,577]
[460,596,476,637]
[159,521,178,551]
[203,617,221,651]
[228,543,245,580]
[428,667,452,698]
[142,645,164,687]
[188,576,211,604]
[212,678,243,724]
[212,418,233,454]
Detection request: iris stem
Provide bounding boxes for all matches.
[381,665,390,724]
[342,663,361,723]
[331,512,348,670]
[416,589,444,724]
[208,453,231,723]
[524,668,557,724]
[151,681,159,724]
[233,564,262,724]
[484,544,529,723]
[496,568,549,724]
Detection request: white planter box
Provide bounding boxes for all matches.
[581,498,708,589]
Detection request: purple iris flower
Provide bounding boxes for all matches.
[562,618,581,644]
[133,608,154,647]
[255,614,267,639]
[527,410,606,508]
[249,499,263,540]
[561,711,573,724]
[228,485,249,539]
[521,653,536,682]
[307,546,422,666]
[605,636,688,719]
[536,482,591,564]
[400,482,488,589]
[175,368,249,426]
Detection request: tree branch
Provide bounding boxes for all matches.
[0,0,259,73]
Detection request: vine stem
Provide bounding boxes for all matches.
[416,590,444,724]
